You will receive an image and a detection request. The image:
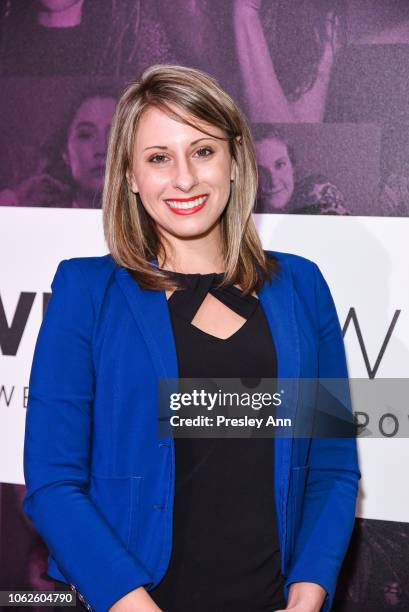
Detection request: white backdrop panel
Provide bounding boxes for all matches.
[1,208,408,522]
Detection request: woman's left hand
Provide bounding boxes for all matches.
[276,581,327,612]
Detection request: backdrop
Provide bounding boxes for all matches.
[1,1,409,610]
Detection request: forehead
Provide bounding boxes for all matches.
[134,105,227,146]
[71,97,116,126]
[256,137,289,160]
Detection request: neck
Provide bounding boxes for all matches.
[37,1,83,28]
[157,224,225,274]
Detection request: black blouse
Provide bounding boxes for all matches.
[149,272,286,612]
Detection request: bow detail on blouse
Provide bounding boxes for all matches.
[164,271,259,322]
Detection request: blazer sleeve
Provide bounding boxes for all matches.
[23,259,154,612]
[284,262,361,611]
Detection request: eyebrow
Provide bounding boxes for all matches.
[143,137,217,152]
[73,121,96,130]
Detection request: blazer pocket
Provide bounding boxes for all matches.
[155,443,171,510]
[89,474,143,551]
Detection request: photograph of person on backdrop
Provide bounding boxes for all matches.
[23,64,360,612]
[153,0,238,98]
[0,0,174,76]
[233,0,347,123]
[0,0,106,76]
[252,123,348,215]
[0,87,116,208]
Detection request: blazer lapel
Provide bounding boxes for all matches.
[114,266,179,381]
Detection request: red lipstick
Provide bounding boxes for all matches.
[164,193,209,215]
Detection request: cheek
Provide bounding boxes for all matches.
[67,141,91,175]
[201,163,231,196]
[284,169,295,190]
[138,170,168,203]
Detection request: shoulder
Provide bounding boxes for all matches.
[54,253,117,284]
[264,249,334,308]
[264,249,319,277]
[51,254,118,313]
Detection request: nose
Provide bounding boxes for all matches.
[93,131,106,160]
[172,155,199,192]
[269,169,280,189]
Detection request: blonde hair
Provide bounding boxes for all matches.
[102,64,278,292]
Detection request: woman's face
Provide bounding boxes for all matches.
[64,96,116,194]
[128,105,235,242]
[256,137,295,210]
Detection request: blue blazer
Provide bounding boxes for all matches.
[23,251,360,612]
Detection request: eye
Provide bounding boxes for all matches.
[276,160,287,170]
[195,147,214,158]
[75,129,94,141]
[148,153,169,164]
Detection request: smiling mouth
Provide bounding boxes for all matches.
[164,194,208,214]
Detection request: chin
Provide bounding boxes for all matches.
[169,223,216,239]
[160,215,220,239]
[270,198,289,211]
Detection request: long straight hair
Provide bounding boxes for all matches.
[102,64,278,293]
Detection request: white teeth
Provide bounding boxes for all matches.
[165,195,207,209]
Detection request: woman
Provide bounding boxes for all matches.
[0,0,100,75]
[0,90,116,208]
[253,124,348,214]
[0,0,173,76]
[233,0,346,123]
[23,64,360,612]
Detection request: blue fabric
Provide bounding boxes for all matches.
[23,251,360,612]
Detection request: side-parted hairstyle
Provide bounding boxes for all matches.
[102,64,278,292]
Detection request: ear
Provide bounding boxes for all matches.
[126,169,139,194]
[62,150,69,166]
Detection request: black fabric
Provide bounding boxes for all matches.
[1,22,99,76]
[150,272,286,612]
